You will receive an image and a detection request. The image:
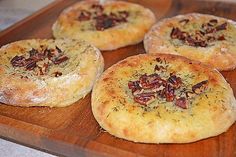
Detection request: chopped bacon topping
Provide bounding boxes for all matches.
[11,55,25,67]
[128,69,209,109]
[175,97,188,109]
[94,11,129,31]
[167,74,182,89]
[77,3,129,31]
[53,55,69,65]
[164,84,175,102]
[134,93,155,106]
[128,73,179,106]
[192,80,208,94]
[171,19,228,47]
[10,46,68,77]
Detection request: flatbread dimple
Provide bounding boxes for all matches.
[91,53,236,143]
[144,13,236,71]
[0,39,104,107]
[52,0,156,50]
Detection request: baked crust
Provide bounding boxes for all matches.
[144,13,236,71]
[52,0,156,50]
[0,39,104,107]
[91,53,236,143]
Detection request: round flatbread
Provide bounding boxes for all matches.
[0,39,104,107]
[91,53,236,143]
[144,13,236,71]
[52,0,156,50]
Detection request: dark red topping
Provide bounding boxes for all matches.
[164,84,175,102]
[53,56,69,65]
[192,80,208,94]
[10,46,68,76]
[170,19,228,47]
[134,94,155,106]
[128,73,178,106]
[94,11,129,31]
[215,22,227,31]
[175,97,188,109]
[77,3,129,31]
[217,35,225,41]
[11,55,25,67]
[167,74,182,89]
[25,60,36,70]
[128,69,209,109]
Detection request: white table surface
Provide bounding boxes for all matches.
[0,138,56,157]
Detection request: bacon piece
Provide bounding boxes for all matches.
[139,73,166,89]
[25,61,36,70]
[167,74,182,89]
[94,11,129,31]
[164,84,175,102]
[11,55,25,67]
[53,55,69,65]
[170,27,184,39]
[192,80,208,94]
[95,14,115,31]
[175,97,188,109]
[128,81,141,93]
[215,22,227,31]
[134,93,155,105]
[217,35,225,41]
[128,81,140,89]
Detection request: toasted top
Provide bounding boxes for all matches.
[0,39,104,107]
[0,39,97,80]
[144,13,236,71]
[92,53,236,143]
[53,0,156,50]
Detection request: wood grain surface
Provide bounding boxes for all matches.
[0,0,235,157]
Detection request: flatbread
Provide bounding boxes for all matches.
[144,13,236,71]
[0,39,104,107]
[92,53,236,143]
[53,0,156,50]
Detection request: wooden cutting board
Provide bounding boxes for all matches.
[0,0,235,156]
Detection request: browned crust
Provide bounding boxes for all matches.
[52,0,156,50]
[92,53,236,143]
[0,39,104,107]
[144,13,236,71]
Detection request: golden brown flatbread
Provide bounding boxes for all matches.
[0,39,104,107]
[53,0,156,50]
[92,53,236,143]
[144,13,236,71]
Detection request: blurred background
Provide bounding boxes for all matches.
[0,0,54,31]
